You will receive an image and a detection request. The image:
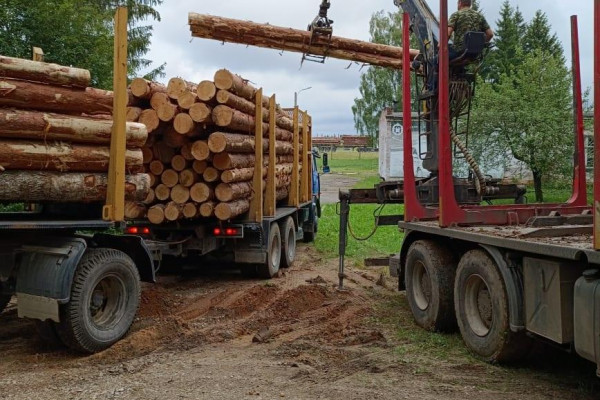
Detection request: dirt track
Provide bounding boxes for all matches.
[0,245,598,399]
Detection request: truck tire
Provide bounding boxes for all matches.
[56,248,141,353]
[280,217,296,268]
[303,213,318,243]
[454,250,531,363]
[405,240,456,332]
[257,224,281,279]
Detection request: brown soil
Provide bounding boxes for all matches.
[0,245,597,399]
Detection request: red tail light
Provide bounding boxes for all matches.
[213,228,222,236]
[126,227,139,234]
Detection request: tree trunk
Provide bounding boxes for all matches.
[167,77,197,100]
[0,55,91,88]
[177,91,198,110]
[214,69,261,104]
[190,182,214,202]
[0,109,148,147]
[143,188,156,205]
[171,155,188,172]
[212,105,293,141]
[197,81,217,102]
[189,14,419,70]
[152,141,176,163]
[149,160,165,176]
[208,132,293,154]
[141,146,153,164]
[161,169,179,188]
[150,92,171,111]
[192,160,208,174]
[174,113,196,135]
[199,201,216,218]
[138,109,161,133]
[213,152,294,170]
[164,201,183,221]
[189,102,212,123]
[130,78,167,100]
[171,184,191,204]
[162,127,189,149]
[180,143,195,161]
[0,79,115,115]
[0,171,149,202]
[183,202,199,219]
[533,170,543,203]
[126,107,142,122]
[202,167,220,183]
[0,140,142,172]
[215,199,250,220]
[215,181,254,202]
[178,169,198,187]
[148,204,166,224]
[124,201,147,219]
[191,140,211,161]
[155,184,171,201]
[157,102,179,122]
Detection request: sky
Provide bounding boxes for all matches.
[146,0,596,136]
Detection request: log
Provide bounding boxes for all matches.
[130,78,167,100]
[220,164,293,184]
[0,109,148,147]
[202,167,220,183]
[155,184,171,201]
[0,172,149,202]
[174,113,196,135]
[157,102,179,122]
[191,140,210,161]
[197,80,217,102]
[165,201,183,221]
[178,91,198,110]
[171,184,191,204]
[138,109,160,133]
[0,79,114,115]
[192,160,208,174]
[141,146,153,164]
[190,182,214,203]
[0,55,91,88]
[189,102,212,123]
[161,169,179,188]
[171,155,188,172]
[215,199,250,221]
[163,127,189,149]
[183,202,199,219]
[212,152,294,170]
[143,188,156,205]
[212,105,292,141]
[180,142,195,161]
[199,201,216,218]
[0,140,143,172]
[215,181,253,202]
[208,132,292,154]
[150,92,171,111]
[213,69,264,106]
[125,201,147,219]
[127,107,142,122]
[178,168,198,187]
[167,77,197,100]
[189,14,419,70]
[149,160,165,176]
[148,204,166,224]
[149,174,158,187]
[152,141,176,163]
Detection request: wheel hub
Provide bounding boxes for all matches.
[88,275,126,329]
[412,261,431,311]
[465,274,493,337]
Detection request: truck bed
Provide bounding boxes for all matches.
[399,221,600,265]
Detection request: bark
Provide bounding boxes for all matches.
[130,79,167,100]
[0,171,149,202]
[0,109,147,147]
[174,113,196,135]
[178,169,198,187]
[215,181,254,202]
[215,199,250,221]
[0,79,114,115]
[533,170,543,203]
[190,182,214,203]
[214,69,258,103]
[212,152,294,170]
[0,140,143,172]
[197,81,217,102]
[189,14,419,70]
[208,132,293,154]
[167,77,197,100]
[199,201,216,218]
[212,105,292,141]
[152,141,176,163]
[171,184,191,204]
[163,127,189,149]
[177,91,198,110]
[0,55,91,88]
[171,155,188,172]
[138,109,160,133]
[155,184,171,201]
[189,102,212,123]
[202,167,220,183]
[191,140,210,161]
[161,169,179,188]
[148,204,166,224]
[183,202,199,219]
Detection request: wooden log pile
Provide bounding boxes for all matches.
[0,55,150,209]
[127,68,311,223]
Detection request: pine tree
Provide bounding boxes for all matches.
[523,10,564,63]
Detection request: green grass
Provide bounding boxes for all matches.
[321,150,378,174]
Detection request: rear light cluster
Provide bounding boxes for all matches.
[126,226,151,235]
[213,227,241,237]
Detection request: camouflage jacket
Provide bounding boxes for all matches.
[448,8,490,51]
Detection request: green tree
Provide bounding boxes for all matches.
[0,0,163,89]
[523,10,564,62]
[471,50,572,202]
[352,10,404,143]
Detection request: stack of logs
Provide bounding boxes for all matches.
[0,55,150,206]
[128,68,310,223]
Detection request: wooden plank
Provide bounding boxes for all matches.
[301,111,309,202]
[307,114,313,200]
[103,6,128,222]
[249,88,264,222]
[264,95,277,216]
[287,107,300,207]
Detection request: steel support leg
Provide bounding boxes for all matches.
[338,190,350,289]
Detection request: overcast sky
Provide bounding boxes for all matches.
[146,1,596,136]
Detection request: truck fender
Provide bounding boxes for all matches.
[479,244,525,332]
[92,233,156,283]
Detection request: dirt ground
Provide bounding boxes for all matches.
[0,245,598,400]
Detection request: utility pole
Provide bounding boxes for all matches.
[294,86,312,107]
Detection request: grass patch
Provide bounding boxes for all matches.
[320,150,378,174]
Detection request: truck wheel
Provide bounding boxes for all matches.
[257,224,281,279]
[405,240,456,332]
[280,217,296,268]
[56,248,141,353]
[454,250,531,363]
[303,213,318,243]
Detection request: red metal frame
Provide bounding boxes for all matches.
[594,0,600,249]
[434,0,590,227]
[567,15,588,207]
[402,11,437,221]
